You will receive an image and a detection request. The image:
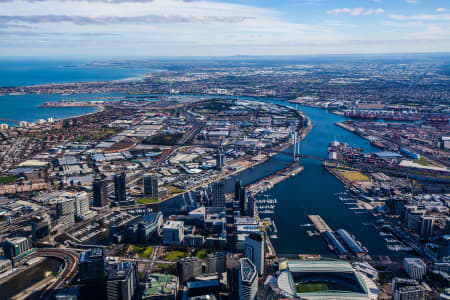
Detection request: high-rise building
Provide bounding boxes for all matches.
[244,233,265,275]
[75,192,90,218]
[420,216,434,240]
[239,258,258,300]
[445,217,450,235]
[211,181,225,208]
[392,278,428,300]
[235,180,248,216]
[247,194,255,218]
[93,177,108,207]
[177,257,202,282]
[403,258,426,280]
[3,236,35,266]
[31,214,51,241]
[79,247,106,284]
[106,261,138,300]
[216,152,225,170]
[225,199,236,253]
[207,252,227,274]
[114,173,126,203]
[143,174,158,198]
[57,198,75,225]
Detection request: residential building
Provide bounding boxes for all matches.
[106,261,138,300]
[56,198,75,225]
[207,252,227,274]
[93,177,108,207]
[239,258,258,300]
[403,258,427,280]
[244,233,265,275]
[392,278,428,300]
[114,173,126,203]
[177,257,202,282]
[211,181,225,208]
[143,174,158,198]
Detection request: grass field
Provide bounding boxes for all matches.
[165,251,185,261]
[133,245,153,258]
[136,197,159,204]
[296,283,329,293]
[0,176,17,184]
[341,171,370,182]
[414,157,434,167]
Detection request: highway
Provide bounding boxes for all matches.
[36,248,79,299]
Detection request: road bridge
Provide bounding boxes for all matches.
[0,118,19,124]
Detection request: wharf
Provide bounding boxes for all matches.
[246,162,304,196]
[308,215,331,233]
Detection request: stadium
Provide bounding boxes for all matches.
[275,259,378,300]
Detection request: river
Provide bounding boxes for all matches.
[161,100,402,257]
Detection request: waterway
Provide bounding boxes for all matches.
[0,257,62,299]
[161,99,402,257]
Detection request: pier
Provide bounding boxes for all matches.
[307,215,331,233]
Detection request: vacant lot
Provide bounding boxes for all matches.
[341,171,370,182]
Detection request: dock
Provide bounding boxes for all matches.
[308,215,331,233]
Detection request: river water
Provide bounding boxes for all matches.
[0,258,62,299]
[161,100,401,257]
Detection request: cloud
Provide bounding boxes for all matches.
[437,8,447,13]
[389,14,450,21]
[327,8,383,16]
[0,14,252,25]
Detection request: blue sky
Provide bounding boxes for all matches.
[0,0,449,56]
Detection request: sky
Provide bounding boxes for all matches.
[0,0,449,57]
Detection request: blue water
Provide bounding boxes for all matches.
[0,59,152,87]
[159,98,401,257]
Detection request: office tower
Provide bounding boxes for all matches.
[79,248,106,283]
[239,258,258,300]
[31,214,51,241]
[207,252,227,274]
[244,233,265,275]
[162,220,184,245]
[3,236,34,266]
[93,177,108,207]
[3,236,33,259]
[177,257,202,282]
[392,278,427,300]
[420,216,434,240]
[211,181,225,208]
[75,192,90,218]
[247,194,255,218]
[114,173,126,203]
[57,198,75,225]
[403,258,426,280]
[445,217,450,235]
[143,174,158,198]
[106,261,138,300]
[235,180,248,216]
[226,199,236,253]
[216,152,225,170]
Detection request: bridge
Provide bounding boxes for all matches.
[0,118,19,124]
[36,248,79,299]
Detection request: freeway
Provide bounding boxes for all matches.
[36,248,79,299]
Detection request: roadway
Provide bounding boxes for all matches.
[36,248,79,299]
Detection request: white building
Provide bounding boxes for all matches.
[403,258,426,280]
[239,258,258,300]
[75,192,90,218]
[162,220,184,245]
[244,233,265,275]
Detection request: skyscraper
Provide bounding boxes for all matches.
[216,152,225,170]
[239,258,258,300]
[93,177,108,207]
[247,194,255,218]
[79,247,106,284]
[114,173,126,203]
[226,200,236,253]
[244,233,265,275]
[235,180,247,216]
[143,174,158,198]
[211,181,225,208]
[106,261,138,300]
[420,216,434,240]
